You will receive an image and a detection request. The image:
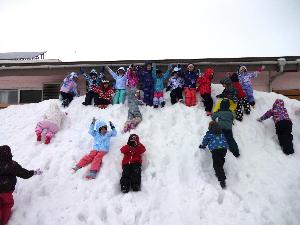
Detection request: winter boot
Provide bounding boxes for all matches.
[132,184,141,192]
[71,166,80,173]
[161,101,166,108]
[121,184,130,193]
[220,180,226,189]
[82,102,87,106]
[153,105,159,109]
[45,137,51,144]
[62,99,70,107]
[36,133,42,141]
[85,170,97,180]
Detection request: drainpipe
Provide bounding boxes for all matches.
[296,59,300,71]
[269,58,286,91]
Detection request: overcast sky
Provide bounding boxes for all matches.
[0,0,299,61]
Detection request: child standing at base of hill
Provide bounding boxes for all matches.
[211,99,240,158]
[106,66,128,104]
[199,121,228,189]
[35,102,67,144]
[120,134,146,193]
[0,145,42,225]
[257,99,294,155]
[72,119,117,179]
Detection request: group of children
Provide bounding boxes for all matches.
[1,63,298,225]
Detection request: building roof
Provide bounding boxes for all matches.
[0,52,46,60]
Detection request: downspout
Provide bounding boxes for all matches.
[269,58,286,91]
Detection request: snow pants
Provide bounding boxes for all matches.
[143,88,154,106]
[243,85,255,106]
[94,98,111,108]
[184,88,197,107]
[153,91,164,106]
[0,192,14,225]
[35,121,59,139]
[123,117,142,133]
[222,129,240,157]
[83,90,99,105]
[113,89,126,104]
[211,148,227,182]
[120,163,142,192]
[170,87,183,104]
[275,120,294,155]
[76,150,107,172]
[60,91,74,107]
[201,93,213,113]
[235,97,251,121]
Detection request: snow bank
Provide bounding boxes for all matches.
[1,84,300,225]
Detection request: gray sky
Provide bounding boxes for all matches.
[0,0,299,61]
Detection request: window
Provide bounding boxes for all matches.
[19,90,43,103]
[0,90,18,104]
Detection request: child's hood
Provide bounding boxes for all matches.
[204,68,214,76]
[273,99,285,110]
[219,99,230,111]
[0,145,12,161]
[94,120,107,131]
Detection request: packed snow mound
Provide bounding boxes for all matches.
[1,84,300,225]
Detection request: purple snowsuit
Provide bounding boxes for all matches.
[238,71,258,105]
[138,65,154,106]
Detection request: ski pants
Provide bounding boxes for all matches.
[0,192,14,225]
[170,87,183,104]
[83,90,99,105]
[113,89,126,104]
[201,93,213,112]
[222,129,240,157]
[235,97,251,121]
[77,150,107,172]
[60,92,74,105]
[184,88,197,107]
[275,120,294,155]
[243,85,255,106]
[94,98,111,107]
[153,91,164,106]
[120,163,142,192]
[211,148,227,182]
[35,121,59,139]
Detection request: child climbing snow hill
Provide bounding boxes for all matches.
[120,134,146,193]
[199,121,228,189]
[257,99,294,155]
[0,145,42,225]
[106,66,128,104]
[81,69,103,106]
[123,89,144,133]
[197,68,214,115]
[152,63,173,108]
[35,102,67,144]
[72,119,117,179]
[60,72,80,107]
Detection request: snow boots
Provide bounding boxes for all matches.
[62,99,70,107]
[85,170,97,180]
[220,180,226,189]
[36,133,42,141]
[44,137,51,144]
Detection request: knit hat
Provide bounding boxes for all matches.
[238,65,247,73]
[219,99,230,111]
[90,69,97,76]
[173,67,180,72]
[208,121,222,135]
[102,79,110,84]
[117,67,126,73]
[70,72,78,79]
[0,145,12,161]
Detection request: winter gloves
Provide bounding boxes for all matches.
[109,121,115,130]
[34,168,43,175]
[257,118,263,122]
[199,145,205,149]
[92,117,96,124]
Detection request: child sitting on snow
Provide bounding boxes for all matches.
[35,102,67,144]
[81,69,103,106]
[120,134,146,193]
[106,66,128,104]
[0,145,42,225]
[211,99,240,158]
[237,65,265,108]
[257,99,294,155]
[72,119,117,179]
[199,121,228,189]
[123,89,144,133]
[151,63,173,108]
[166,67,184,104]
[92,80,115,109]
[230,72,251,121]
[60,72,79,107]
[197,68,214,115]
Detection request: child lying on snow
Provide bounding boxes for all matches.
[72,119,117,179]
[120,134,146,193]
[35,102,67,144]
[199,121,228,189]
[0,145,42,225]
[257,99,294,155]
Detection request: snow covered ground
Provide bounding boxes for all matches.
[1,84,300,225]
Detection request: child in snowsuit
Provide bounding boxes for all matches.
[0,145,42,225]
[81,69,103,106]
[106,66,128,104]
[238,65,264,108]
[211,99,240,158]
[257,99,294,155]
[72,120,117,179]
[199,121,228,188]
[230,72,251,121]
[197,68,214,115]
[120,134,146,193]
[35,102,67,144]
[123,89,144,133]
[92,80,115,109]
[166,67,184,104]
[183,63,198,107]
[152,63,173,108]
[138,62,154,106]
[60,72,79,107]
[126,64,139,90]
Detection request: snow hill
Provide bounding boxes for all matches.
[1,84,300,225]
